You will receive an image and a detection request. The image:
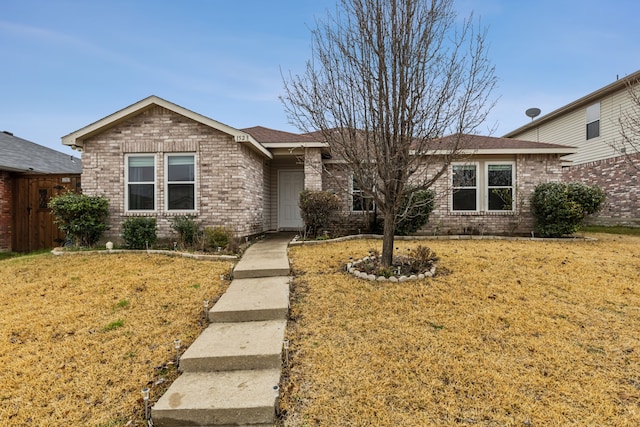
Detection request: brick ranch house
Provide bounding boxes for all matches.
[61,96,575,242]
[0,131,81,252]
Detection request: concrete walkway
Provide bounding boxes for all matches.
[152,233,293,426]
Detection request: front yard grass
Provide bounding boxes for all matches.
[0,252,230,426]
[281,234,640,425]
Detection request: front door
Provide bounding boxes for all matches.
[278,170,304,229]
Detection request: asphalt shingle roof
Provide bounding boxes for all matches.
[435,134,576,151]
[0,131,82,174]
[241,126,319,144]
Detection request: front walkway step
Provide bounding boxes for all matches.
[210,277,290,323]
[232,235,292,279]
[179,320,286,372]
[151,369,280,426]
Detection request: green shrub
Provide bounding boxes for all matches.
[532,182,605,237]
[48,192,110,247]
[204,226,234,251]
[299,190,342,238]
[567,182,606,215]
[121,217,157,249]
[395,189,435,235]
[169,215,203,247]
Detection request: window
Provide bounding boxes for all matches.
[126,155,155,211]
[586,103,600,140]
[452,164,477,211]
[352,177,374,212]
[451,162,515,212]
[166,154,196,211]
[487,164,513,211]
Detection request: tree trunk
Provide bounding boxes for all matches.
[381,211,395,267]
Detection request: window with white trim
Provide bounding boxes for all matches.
[452,161,515,212]
[166,154,196,211]
[351,177,374,212]
[126,155,156,211]
[487,163,514,211]
[452,164,478,211]
[586,102,600,140]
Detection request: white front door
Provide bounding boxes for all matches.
[278,170,304,229]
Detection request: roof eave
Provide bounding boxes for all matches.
[61,95,273,159]
[412,148,577,155]
[233,134,273,159]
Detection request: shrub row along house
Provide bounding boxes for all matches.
[0,131,81,252]
[505,70,640,226]
[61,95,576,242]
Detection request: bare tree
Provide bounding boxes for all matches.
[616,75,640,171]
[282,0,496,266]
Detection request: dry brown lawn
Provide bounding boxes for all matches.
[281,234,640,426]
[0,252,230,426]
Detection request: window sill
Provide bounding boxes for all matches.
[163,211,199,216]
[450,210,516,216]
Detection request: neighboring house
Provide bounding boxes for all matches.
[0,131,81,252]
[62,96,574,242]
[504,70,640,226]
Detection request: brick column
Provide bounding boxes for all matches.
[0,171,13,251]
[304,147,323,191]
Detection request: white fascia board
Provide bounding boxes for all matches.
[411,148,577,156]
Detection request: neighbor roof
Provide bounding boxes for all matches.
[503,69,640,138]
[62,95,272,159]
[0,131,81,174]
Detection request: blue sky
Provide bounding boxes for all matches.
[2,0,639,156]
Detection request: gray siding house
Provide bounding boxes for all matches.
[505,70,640,226]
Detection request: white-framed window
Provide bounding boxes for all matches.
[452,163,478,211]
[351,176,374,212]
[125,154,156,212]
[451,161,515,212]
[165,154,196,211]
[586,102,600,140]
[486,163,514,211]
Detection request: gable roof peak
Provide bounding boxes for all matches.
[61,95,272,159]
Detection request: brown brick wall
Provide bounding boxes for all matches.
[304,148,323,191]
[563,153,640,226]
[323,154,565,236]
[0,171,12,251]
[422,154,564,235]
[81,106,267,243]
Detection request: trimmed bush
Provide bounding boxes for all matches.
[121,217,157,249]
[532,182,605,237]
[48,192,110,247]
[204,226,234,251]
[395,189,435,235]
[299,190,342,238]
[169,215,203,247]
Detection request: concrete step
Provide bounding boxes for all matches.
[151,369,280,426]
[179,320,286,372]
[210,277,290,323]
[232,236,291,279]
